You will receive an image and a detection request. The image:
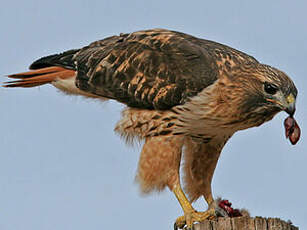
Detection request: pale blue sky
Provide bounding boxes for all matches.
[1,0,306,229]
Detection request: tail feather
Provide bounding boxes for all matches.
[7,66,65,79]
[3,66,75,88]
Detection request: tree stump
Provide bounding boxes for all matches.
[192,216,298,230]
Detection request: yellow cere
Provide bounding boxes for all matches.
[287,94,295,104]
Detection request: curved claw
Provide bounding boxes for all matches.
[174,209,216,229]
[174,215,186,229]
[174,222,178,230]
[174,222,195,230]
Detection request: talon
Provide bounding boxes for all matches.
[175,209,215,229]
[174,216,186,229]
[172,185,215,229]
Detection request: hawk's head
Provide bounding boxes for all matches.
[232,64,298,128]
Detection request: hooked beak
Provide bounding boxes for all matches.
[285,93,296,117]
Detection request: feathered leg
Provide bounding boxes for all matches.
[136,135,216,230]
[136,135,184,193]
[183,137,223,213]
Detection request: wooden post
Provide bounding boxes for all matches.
[192,217,298,230]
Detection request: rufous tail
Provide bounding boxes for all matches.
[3,66,75,88]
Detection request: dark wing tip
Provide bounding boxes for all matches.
[29,49,80,70]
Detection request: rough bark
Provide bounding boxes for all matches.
[192,216,298,230]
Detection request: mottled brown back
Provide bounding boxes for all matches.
[74,29,219,109]
[29,29,260,110]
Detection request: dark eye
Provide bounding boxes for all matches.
[264,82,278,95]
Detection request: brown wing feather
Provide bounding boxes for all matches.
[73,29,259,110]
[74,29,222,110]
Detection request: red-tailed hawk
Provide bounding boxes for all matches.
[4,29,300,229]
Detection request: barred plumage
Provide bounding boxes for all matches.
[4,28,299,230]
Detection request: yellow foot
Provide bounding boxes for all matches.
[174,208,216,230]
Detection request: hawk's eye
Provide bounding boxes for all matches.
[264,82,278,95]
